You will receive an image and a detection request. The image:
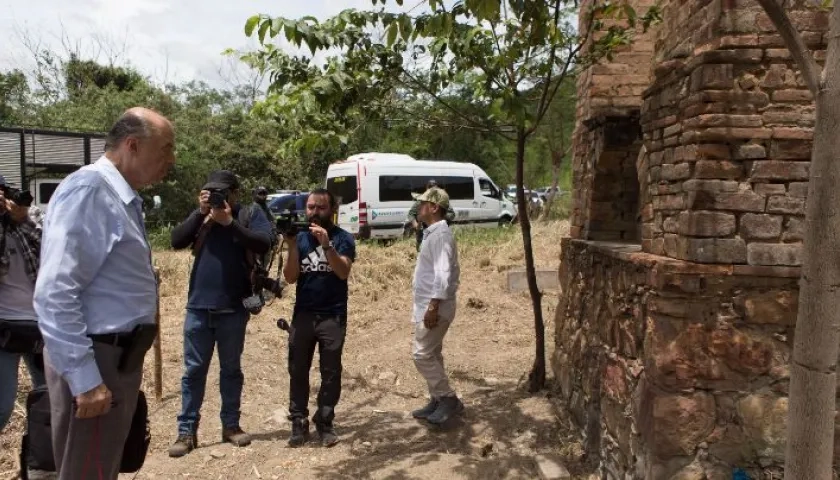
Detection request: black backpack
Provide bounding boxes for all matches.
[20,387,150,478]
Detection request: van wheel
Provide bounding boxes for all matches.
[498,215,513,227]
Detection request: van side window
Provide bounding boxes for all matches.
[379,175,474,201]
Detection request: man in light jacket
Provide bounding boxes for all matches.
[409,186,463,425]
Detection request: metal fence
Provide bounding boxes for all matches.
[0,126,106,189]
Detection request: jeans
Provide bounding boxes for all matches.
[177,308,249,435]
[0,349,46,432]
[288,312,346,425]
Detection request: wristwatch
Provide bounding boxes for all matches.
[325,240,335,251]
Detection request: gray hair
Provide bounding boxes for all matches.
[104,111,152,151]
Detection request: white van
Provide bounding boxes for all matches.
[325,152,515,240]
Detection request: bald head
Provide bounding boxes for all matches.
[104,107,176,189]
[105,107,172,151]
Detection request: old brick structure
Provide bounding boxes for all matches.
[555,0,834,478]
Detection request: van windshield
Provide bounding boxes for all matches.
[327,175,358,205]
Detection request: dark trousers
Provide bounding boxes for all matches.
[287,312,346,425]
[45,343,142,480]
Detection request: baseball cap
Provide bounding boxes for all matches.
[203,170,239,191]
[413,186,450,209]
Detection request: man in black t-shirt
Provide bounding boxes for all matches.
[283,188,355,448]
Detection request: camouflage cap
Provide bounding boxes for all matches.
[413,186,450,209]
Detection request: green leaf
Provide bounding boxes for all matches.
[386,22,398,46]
[258,21,271,44]
[245,16,261,37]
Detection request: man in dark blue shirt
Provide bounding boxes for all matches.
[168,170,272,458]
[283,188,355,448]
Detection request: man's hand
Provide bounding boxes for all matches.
[210,201,234,226]
[7,199,28,224]
[423,302,440,329]
[198,190,211,215]
[309,224,330,248]
[74,383,113,419]
[0,189,7,216]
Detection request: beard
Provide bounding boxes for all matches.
[308,212,333,228]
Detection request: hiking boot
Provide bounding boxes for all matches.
[315,422,340,448]
[411,398,440,419]
[288,418,310,447]
[222,426,252,447]
[426,396,464,425]
[168,434,197,458]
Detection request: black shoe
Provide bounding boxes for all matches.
[288,418,310,447]
[427,396,464,425]
[168,434,197,458]
[411,398,440,419]
[315,422,340,448]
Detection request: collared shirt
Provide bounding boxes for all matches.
[34,156,156,396]
[0,206,42,282]
[412,220,460,322]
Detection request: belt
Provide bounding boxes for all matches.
[89,331,136,348]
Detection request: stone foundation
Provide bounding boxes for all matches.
[550,238,839,479]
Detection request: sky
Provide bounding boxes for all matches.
[0,0,378,88]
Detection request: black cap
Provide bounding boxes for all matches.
[203,170,239,191]
[255,186,268,195]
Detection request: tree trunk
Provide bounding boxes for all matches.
[753,2,840,478]
[540,149,564,220]
[516,128,546,392]
[784,7,840,477]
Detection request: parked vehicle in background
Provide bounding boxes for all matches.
[267,191,308,217]
[0,126,106,212]
[326,152,515,240]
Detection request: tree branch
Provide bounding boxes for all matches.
[527,0,563,136]
[755,0,821,95]
[398,68,515,140]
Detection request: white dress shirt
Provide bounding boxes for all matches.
[412,220,460,323]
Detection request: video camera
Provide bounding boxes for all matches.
[275,210,310,236]
[1,186,33,207]
[242,265,286,315]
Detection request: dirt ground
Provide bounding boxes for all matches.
[1,221,589,480]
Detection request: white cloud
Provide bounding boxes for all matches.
[0,0,378,88]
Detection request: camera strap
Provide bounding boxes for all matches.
[190,215,214,257]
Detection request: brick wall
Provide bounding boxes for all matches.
[552,239,835,479]
[570,0,658,240]
[640,0,828,265]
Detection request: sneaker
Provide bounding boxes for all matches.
[168,434,197,458]
[315,422,340,447]
[222,426,252,447]
[426,396,464,425]
[411,398,440,419]
[288,418,310,447]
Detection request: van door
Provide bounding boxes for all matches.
[29,178,62,212]
[477,177,504,227]
[326,173,359,234]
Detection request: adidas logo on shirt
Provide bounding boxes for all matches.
[301,247,333,273]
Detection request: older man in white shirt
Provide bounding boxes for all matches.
[409,186,463,425]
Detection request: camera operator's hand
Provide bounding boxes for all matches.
[309,224,330,248]
[198,190,211,215]
[7,199,28,224]
[210,201,234,226]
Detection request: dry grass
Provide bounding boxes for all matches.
[1,220,579,479]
